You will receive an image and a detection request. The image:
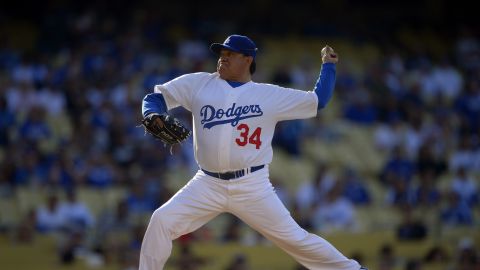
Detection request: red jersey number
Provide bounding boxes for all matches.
[235,124,262,149]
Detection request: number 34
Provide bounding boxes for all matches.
[235,124,262,149]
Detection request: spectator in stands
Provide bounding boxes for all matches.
[412,169,441,207]
[449,134,476,173]
[94,199,135,263]
[373,116,404,154]
[427,109,455,167]
[440,191,474,226]
[429,57,464,101]
[46,155,75,190]
[380,145,415,186]
[339,167,371,205]
[403,110,425,160]
[125,181,158,216]
[290,56,317,90]
[36,193,66,233]
[58,188,95,232]
[295,164,335,213]
[19,106,51,144]
[383,52,406,96]
[343,86,377,125]
[415,143,446,179]
[450,166,478,207]
[5,80,37,114]
[13,148,48,186]
[396,205,427,241]
[376,96,403,124]
[398,82,424,119]
[385,173,416,207]
[312,181,356,232]
[334,65,358,104]
[454,78,480,134]
[85,153,116,188]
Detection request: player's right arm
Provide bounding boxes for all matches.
[313,45,338,110]
[272,46,338,121]
[313,63,336,110]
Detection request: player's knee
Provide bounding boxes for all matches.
[150,208,186,239]
[150,208,172,229]
[280,229,310,246]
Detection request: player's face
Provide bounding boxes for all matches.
[217,49,252,82]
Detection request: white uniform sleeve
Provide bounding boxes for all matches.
[272,86,319,121]
[154,72,209,111]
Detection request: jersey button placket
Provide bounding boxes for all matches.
[218,89,239,170]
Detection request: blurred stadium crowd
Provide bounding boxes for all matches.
[0,1,479,270]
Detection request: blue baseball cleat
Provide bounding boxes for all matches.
[360,267,368,270]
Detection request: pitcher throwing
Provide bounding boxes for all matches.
[139,34,367,270]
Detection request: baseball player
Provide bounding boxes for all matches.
[139,34,368,270]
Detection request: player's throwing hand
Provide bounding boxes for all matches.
[322,45,338,64]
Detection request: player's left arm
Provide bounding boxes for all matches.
[142,93,168,117]
[314,45,338,110]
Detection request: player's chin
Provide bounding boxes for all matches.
[217,68,228,79]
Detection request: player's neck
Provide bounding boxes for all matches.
[222,74,251,83]
[226,80,247,88]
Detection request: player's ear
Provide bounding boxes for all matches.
[245,56,255,69]
[249,60,256,75]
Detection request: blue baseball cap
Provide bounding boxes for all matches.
[210,34,258,58]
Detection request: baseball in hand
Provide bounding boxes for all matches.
[322,45,338,64]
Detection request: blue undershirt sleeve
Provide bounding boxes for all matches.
[313,63,336,110]
[142,93,168,117]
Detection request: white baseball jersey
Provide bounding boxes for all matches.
[155,72,318,172]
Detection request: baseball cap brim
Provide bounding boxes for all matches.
[210,43,242,55]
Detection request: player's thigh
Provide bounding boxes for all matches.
[228,174,291,226]
[151,173,227,237]
[230,188,305,242]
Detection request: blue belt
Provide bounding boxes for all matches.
[202,165,265,180]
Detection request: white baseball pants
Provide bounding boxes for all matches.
[139,167,361,270]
